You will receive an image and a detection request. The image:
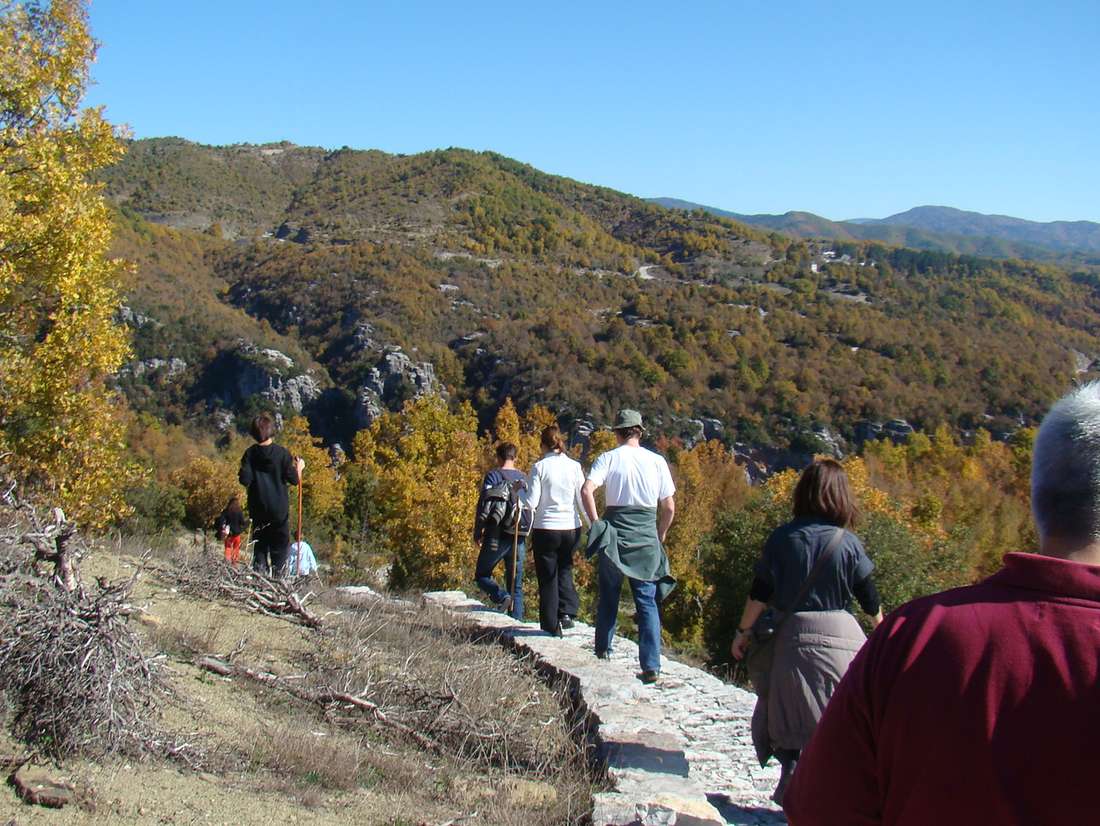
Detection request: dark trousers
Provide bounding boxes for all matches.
[473,531,525,619]
[773,748,800,805]
[252,519,290,578]
[531,528,581,634]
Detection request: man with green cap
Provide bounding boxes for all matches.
[581,409,676,684]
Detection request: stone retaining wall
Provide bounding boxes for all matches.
[419,591,787,826]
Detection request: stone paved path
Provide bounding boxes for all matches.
[419,591,787,826]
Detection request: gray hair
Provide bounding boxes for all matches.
[1032,382,1100,543]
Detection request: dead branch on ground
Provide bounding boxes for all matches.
[162,560,325,629]
[196,656,440,753]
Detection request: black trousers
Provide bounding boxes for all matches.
[252,519,290,578]
[531,528,581,634]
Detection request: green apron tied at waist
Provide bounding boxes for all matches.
[585,506,677,602]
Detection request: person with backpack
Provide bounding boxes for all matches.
[215,494,248,565]
[519,425,589,635]
[238,413,304,578]
[473,442,529,619]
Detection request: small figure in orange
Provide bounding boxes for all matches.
[216,494,248,565]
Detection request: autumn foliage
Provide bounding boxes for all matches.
[352,396,482,591]
[0,0,135,527]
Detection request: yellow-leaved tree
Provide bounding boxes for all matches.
[483,398,559,470]
[586,429,618,463]
[863,426,1035,574]
[171,454,242,532]
[661,440,751,648]
[0,0,135,528]
[353,396,481,590]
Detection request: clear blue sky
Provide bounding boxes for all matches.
[84,0,1100,222]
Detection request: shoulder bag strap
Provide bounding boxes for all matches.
[770,526,846,632]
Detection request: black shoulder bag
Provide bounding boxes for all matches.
[748,526,845,667]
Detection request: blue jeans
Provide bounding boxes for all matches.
[474,532,525,619]
[594,551,662,673]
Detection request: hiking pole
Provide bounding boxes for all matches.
[511,519,519,619]
[296,459,304,576]
[510,492,528,620]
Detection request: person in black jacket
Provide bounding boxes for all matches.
[239,413,304,577]
[472,443,527,618]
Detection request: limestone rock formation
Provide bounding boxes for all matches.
[207,340,322,415]
[353,346,445,429]
[115,304,157,328]
[117,357,188,381]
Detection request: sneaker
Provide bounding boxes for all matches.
[497,595,513,615]
[595,649,611,660]
[639,670,660,685]
[559,615,575,630]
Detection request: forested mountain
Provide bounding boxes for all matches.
[105,138,1100,457]
[651,197,1100,265]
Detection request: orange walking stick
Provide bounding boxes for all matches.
[295,459,304,576]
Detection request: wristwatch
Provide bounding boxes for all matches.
[736,627,750,635]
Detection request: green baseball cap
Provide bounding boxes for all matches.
[612,409,645,431]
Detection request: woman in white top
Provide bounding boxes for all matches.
[521,425,589,635]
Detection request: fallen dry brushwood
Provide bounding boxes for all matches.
[0,485,199,764]
[0,566,186,761]
[3,478,79,592]
[165,561,324,628]
[195,656,440,753]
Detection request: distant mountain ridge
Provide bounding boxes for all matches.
[650,198,1100,262]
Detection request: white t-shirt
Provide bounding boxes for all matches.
[587,444,676,508]
[522,451,589,530]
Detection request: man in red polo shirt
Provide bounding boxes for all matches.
[785,382,1100,825]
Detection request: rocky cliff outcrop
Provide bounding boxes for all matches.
[353,346,445,429]
[204,341,322,416]
[115,304,157,328]
[117,357,188,381]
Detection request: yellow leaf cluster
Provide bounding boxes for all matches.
[762,455,936,544]
[586,429,619,463]
[863,427,1035,573]
[485,398,558,468]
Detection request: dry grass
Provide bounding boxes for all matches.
[245,721,384,791]
[312,595,594,775]
[0,527,599,825]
